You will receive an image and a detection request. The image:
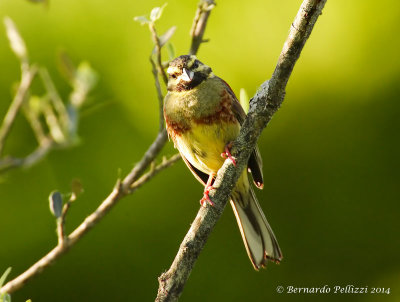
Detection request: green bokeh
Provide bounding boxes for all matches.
[0,0,399,301]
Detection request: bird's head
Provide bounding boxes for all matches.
[166,55,213,91]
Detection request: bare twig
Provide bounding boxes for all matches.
[39,67,70,132]
[0,151,178,295]
[0,138,53,172]
[149,21,169,132]
[22,103,48,145]
[0,1,211,295]
[189,0,216,55]
[0,65,38,156]
[121,130,168,191]
[57,198,73,246]
[42,97,66,143]
[149,23,168,85]
[150,58,166,132]
[155,0,328,301]
[130,153,181,191]
[0,61,97,173]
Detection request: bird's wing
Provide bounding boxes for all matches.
[219,77,264,189]
[179,151,209,186]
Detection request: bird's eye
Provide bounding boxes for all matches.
[192,61,199,69]
[171,74,177,79]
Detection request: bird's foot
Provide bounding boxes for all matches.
[221,142,236,166]
[200,184,215,207]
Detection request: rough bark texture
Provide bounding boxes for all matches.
[155,1,328,301]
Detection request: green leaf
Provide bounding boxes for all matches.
[3,17,28,61]
[152,26,176,55]
[0,293,11,302]
[49,191,63,218]
[0,268,12,302]
[158,26,176,47]
[150,3,167,22]
[0,267,11,287]
[239,88,249,114]
[166,43,176,61]
[133,16,149,25]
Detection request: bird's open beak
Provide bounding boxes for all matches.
[181,68,194,82]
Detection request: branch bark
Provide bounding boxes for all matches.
[189,0,215,55]
[155,0,327,301]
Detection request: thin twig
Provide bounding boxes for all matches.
[155,1,327,301]
[0,151,178,295]
[150,58,166,132]
[57,200,72,246]
[0,65,38,156]
[149,20,168,132]
[42,98,66,143]
[0,138,53,173]
[189,0,216,55]
[121,130,168,191]
[39,68,70,132]
[0,0,211,294]
[22,103,48,145]
[149,23,168,85]
[130,153,181,191]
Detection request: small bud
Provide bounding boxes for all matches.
[49,191,63,218]
[70,178,83,201]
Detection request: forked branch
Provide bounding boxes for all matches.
[0,0,215,296]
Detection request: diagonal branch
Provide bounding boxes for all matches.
[155,0,328,301]
[0,65,38,156]
[0,149,180,295]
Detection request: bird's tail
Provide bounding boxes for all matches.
[230,174,282,269]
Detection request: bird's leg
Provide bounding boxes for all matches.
[200,173,216,207]
[221,141,237,167]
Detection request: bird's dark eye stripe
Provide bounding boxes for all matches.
[192,61,199,69]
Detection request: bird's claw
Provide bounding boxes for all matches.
[200,185,215,207]
[221,142,236,166]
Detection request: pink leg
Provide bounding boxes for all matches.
[221,142,237,167]
[200,173,216,207]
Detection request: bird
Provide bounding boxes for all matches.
[163,55,282,269]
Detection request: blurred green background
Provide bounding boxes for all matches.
[1,0,399,301]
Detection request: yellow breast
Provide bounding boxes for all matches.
[175,120,240,175]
